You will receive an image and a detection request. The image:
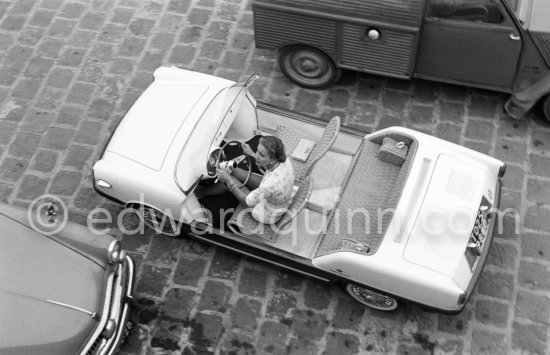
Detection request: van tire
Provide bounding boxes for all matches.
[543,94,550,123]
[278,45,341,89]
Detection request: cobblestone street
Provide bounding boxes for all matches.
[1,0,550,354]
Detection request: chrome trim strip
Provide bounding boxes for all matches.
[190,233,331,282]
[45,300,99,320]
[394,157,432,243]
[99,256,135,355]
[123,255,135,299]
[102,303,130,355]
[174,87,226,194]
[80,267,116,354]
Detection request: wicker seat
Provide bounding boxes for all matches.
[276,116,341,181]
[227,176,313,243]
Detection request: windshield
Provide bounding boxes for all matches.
[174,74,259,193]
[205,74,259,147]
[213,74,258,127]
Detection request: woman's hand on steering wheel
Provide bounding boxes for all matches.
[217,140,253,188]
[215,168,233,185]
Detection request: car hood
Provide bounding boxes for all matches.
[0,216,105,354]
[105,81,210,171]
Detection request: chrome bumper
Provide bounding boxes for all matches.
[81,255,135,355]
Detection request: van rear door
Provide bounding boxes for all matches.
[415,0,521,91]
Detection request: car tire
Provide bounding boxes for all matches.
[278,45,341,89]
[542,94,550,123]
[345,284,398,311]
[134,204,180,236]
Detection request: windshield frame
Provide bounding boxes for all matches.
[174,74,259,194]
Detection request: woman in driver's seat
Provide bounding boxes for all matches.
[217,136,294,224]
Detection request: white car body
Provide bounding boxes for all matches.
[94,68,238,223]
[93,66,505,312]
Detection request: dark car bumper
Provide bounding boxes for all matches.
[81,255,135,355]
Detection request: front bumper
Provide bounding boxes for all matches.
[81,255,135,355]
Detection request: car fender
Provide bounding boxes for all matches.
[0,203,115,268]
[312,250,463,311]
[93,157,187,220]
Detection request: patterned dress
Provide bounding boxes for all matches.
[245,159,295,223]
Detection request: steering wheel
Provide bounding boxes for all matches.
[216,140,252,188]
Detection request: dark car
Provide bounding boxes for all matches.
[0,203,134,355]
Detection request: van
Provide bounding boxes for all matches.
[253,0,550,121]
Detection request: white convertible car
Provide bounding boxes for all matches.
[93,66,505,312]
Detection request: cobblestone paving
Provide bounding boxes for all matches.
[1,0,550,354]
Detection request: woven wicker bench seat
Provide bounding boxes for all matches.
[315,133,417,257]
[276,116,340,181]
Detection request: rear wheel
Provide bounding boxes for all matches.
[134,204,180,236]
[278,45,341,89]
[345,284,398,311]
[542,94,550,123]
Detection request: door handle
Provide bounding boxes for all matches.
[510,33,520,41]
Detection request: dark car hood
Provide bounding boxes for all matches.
[0,215,105,354]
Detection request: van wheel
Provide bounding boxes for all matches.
[134,204,180,236]
[345,284,398,311]
[278,45,341,89]
[543,94,550,123]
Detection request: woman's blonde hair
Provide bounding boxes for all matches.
[259,136,286,163]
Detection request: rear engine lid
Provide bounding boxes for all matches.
[404,154,491,288]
